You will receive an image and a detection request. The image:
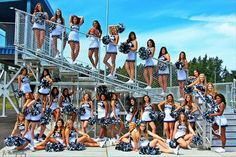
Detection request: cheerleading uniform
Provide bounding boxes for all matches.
[38,77,51,95]
[141,104,152,122]
[139,133,149,147]
[89,29,100,49]
[30,99,43,122]
[126,41,136,62]
[80,102,91,121]
[50,95,59,111]
[107,35,117,54]
[184,106,195,123]
[158,55,169,75]
[145,48,154,68]
[23,107,31,122]
[213,103,228,127]
[51,18,64,38]
[32,12,46,31]
[53,130,64,144]
[174,122,187,140]
[163,103,176,122]
[97,101,106,119]
[177,61,187,81]
[69,128,78,143]
[18,122,32,142]
[110,101,121,118]
[68,24,80,43]
[125,106,136,122]
[20,75,32,94]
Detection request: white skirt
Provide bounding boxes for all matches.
[21,84,32,94]
[141,111,151,122]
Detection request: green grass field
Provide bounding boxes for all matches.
[0,97,17,110]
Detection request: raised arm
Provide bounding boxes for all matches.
[79,16,84,26]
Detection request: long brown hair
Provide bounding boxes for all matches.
[34,3,44,13]
[183,94,193,110]
[178,51,186,61]
[53,9,64,25]
[137,122,148,140]
[16,112,25,124]
[177,113,189,128]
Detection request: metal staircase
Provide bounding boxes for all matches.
[13,9,164,103]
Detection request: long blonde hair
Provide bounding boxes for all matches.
[205,82,217,97]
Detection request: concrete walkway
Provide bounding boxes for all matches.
[1,146,236,157]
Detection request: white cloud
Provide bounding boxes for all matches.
[189,14,236,23]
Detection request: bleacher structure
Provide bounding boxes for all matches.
[0,6,236,152]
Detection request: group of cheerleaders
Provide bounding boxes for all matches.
[31,3,188,93]
[8,2,227,155]
[7,64,227,154]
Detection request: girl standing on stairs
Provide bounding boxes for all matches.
[143,39,155,89]
[79,93,94,133]
[103,25,119,77]
[49,87,61,121]
[68,15,84,64]
[88,20,102,71]
[32,3,48,53]
[125,32,138,84]
[209,93,227,153]
[50,9,66,58]
[18,67,32,97]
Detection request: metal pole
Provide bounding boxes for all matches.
[104,0,109,82]
[0,70,7,117]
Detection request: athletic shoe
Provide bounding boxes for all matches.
[99,140,106,148]
[145,86,152,89]
[187,145,192,150]
[30,145,35,152]
[126,79,134,84]
[174,145,180,155]
[215,147,225,153]
[179,97,184,101]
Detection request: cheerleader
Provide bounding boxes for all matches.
[181,94,198,130]
[188,73,207,105]
[27,93,44,149]
[125,32,138,84]
[158,94,180,143]
[141,95,157,134]
[88,20,102,70]
[49,87,60,121]
[50,9,65,58]
[38,69,53,109]
[10,113,32,150]
[188,69,200,82]
[125,97,138,123]
[137,122,176,154]
[32,3,48,52]
[68,15,84,64]
[117,122,139,152]
[22,93,33,122]
[205,82,217,101]
[80,93,94,133]
[59,88,77,122]
[17,67,32,95]
[176,51,188,99]
[209,94,227,153]
[173,113,195,154]
[65,119,104,148]
[97,94,109,140]
[103,25,119,77]
[110,93,124,142]
[144,39,155,89]
[35,119,65,150]
[157,47,170,95]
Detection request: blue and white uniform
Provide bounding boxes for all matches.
[32,12,46,31]
[51,18,64,38]
[110,101,121,118]
[20,75,32,94]
[97,101,106,119]
[89,30,100,49]
[18,122,32,142]
[62,96,71,107]
[125,106,136,122]
[145,48,154,68]
[163,103,175,122]
[174,122,187,140]
[177,61,187,81]
[184,106,195,123]
[68,24,80,43]
[107,35,117,54]
[126,41,136,62]
[69,128,78,143]
[139,133,149,147]
[50,95,59,111]
[53,129,64,144]
[158,55,169,75]
[80,102,91,121]
[141,104,152,122]
[213,103,228,127]
[38,78,50,95]
[30,99,43,122]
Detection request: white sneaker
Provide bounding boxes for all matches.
[166,139,171,144]
[107,73,113,78]
[161,91,166,96]
[72,60,77,64]
[91,67,97,71]
[30,145,35,152]
[111,138,116,146]
[174,145,180,155]
[215,147,225,153]
[126,79,134,84]
[187,145,192,150]
[145,86,152,89]
[36,48,41,55]
[179,97,185,101]
[54,54,59,59]
[116,134,120,140]
[37,137,43,142]
[99,140,106,148]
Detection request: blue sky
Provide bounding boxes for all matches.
[1,0,235,70]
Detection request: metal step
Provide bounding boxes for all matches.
[212,138,236,147]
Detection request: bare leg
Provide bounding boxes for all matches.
[125,62,131,78]
[71,112,77,122]
[53,37,58,56]
[130,62,135,80]
[148,67,153,87]
[82,121,88,133]
[39,124,46,138]
[149,121,156,134]
[16,141,29,151]
[163,75,168,92]
[39,30,45,49]
[111,54,117,75]
[69,42,75,61]
[158,76,163,90]
[118,121,124,136]
[111,124,115,138]
[74,42,80,60]
[143,68,149,84]
[35,137,58,150]
[34,30,40,49]
[169,122,175,139]
[179,81,185,98]
[164,122,170,139]
[94,49,99,68]
[103,54,112,71]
